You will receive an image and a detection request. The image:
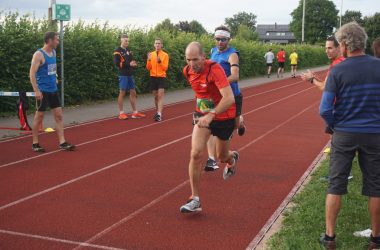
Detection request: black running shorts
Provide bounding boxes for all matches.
[150,77,167,91]
[193,112,235,141]
[36,91,61,112]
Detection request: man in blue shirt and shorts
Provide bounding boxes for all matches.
[29,32,75,152]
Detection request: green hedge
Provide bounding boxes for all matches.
[0,11,328,113]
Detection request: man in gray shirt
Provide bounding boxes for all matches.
[264,48,275,78]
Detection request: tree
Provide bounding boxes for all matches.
[363,12,380,53]
[341,10,364,26]
[224,12,257,36]
[189,20,208,36]
[235,24,258,41]
[290,0,338,43]
[175,20,208,36]
[154,18,178,33]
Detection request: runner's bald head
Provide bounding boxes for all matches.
[186,42,205,56]
[185,42,206,73]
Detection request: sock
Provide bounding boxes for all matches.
[227,158,236,168]
[119,111,124,115]
[324,234,336,241]
[209,156,215,161]
[157,112,162,116]
[133,110,138,114]
[192,196,200,201]
[371,235,380,244]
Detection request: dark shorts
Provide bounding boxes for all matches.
[278,62,285,68]
[119,76,135,90]
[193,112,235,141]
[234,94,243,117]
[291,64,297,67]
[150,77,167,91]
[36,91,61,112]
[266,63,273,67]
[328,131,380,197]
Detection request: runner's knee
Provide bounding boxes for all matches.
[190,148,203,162]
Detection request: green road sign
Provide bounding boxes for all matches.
[52,4,71,21]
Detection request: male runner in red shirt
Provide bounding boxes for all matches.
[180,42,239,213]
[301,36,345,91]
[276,48,286,78]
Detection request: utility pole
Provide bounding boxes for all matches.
[302,0,306,43]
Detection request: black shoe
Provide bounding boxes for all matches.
[59,142,75,151]
[320,234,336,250]
[204,158,219,172]
[153,113,159,120]
[32,143,45,153]
[369,235,380,250]
[154,114,162,122]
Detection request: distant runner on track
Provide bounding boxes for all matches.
[29,31,75,152]
[180,42,239,213]
[276,48,286,78]
[264,48,275,78]
[289,49,298,78]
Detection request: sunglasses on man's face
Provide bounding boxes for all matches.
[215,37,229,42]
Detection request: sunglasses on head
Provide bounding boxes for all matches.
[215,37,229,42]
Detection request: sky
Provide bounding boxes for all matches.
[0,0,378,32]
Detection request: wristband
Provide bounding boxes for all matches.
[209,110,216,117]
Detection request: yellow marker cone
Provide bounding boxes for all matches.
[324,147,331,154]
[44,127,55,132]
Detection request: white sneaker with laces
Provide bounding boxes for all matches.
[180,198,202,213]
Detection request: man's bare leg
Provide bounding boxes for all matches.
[118,90,126,113]
[369,197,380,237]
[325,194,342,237]
[157,88,165,114]
[52,107,65,144]
[189,125,211,198]
[129,89,137,112]
[32,111,44,144]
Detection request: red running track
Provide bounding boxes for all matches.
[0,74,330,250]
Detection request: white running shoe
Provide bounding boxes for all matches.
[223,151,239,180]
[180,198,202,213]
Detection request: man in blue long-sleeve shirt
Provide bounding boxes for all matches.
[319,22,380,250]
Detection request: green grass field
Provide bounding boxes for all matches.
[267,155,373,250]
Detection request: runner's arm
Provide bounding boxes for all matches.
[160,54,169,72]
[228,53,239,83]
[215,86,235,115]
[29,52,43,99]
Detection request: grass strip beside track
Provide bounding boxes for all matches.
[267,157,371,250]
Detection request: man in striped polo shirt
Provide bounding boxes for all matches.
[319,22,380,250]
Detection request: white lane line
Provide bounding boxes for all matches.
[0,135,191,211]
[0,86,315,211]
[0,78,307,144]
[0,80,308,169]
[245,141,329,250]
[72,181,190,250]
[0,113,191,169]
[0,229,125,250]
[73,101,319,249]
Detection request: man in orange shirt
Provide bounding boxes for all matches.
[146,38,169,122]
[276,48,286,78]
[180,42,239,213]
